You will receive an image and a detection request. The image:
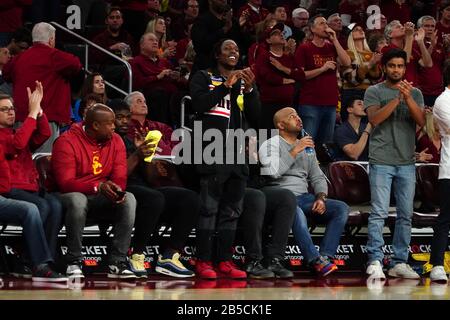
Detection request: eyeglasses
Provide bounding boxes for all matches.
[0,106,15,113]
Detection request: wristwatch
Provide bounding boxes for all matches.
[316,193,327,202]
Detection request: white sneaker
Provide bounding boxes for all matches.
[66,264,85,279]
[430,266,448,283]
[366,260,386,279]
[388,263,420,279]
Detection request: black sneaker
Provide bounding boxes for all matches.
[32,264,68,282]
[108,261,137,280]
[11,261,32,279]
[266,258,294,279]
[244,260,275,279]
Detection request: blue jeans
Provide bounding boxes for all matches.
[367,164,416,265]
[297,105,336,145]
[292,193,349,264]
[7,189,63,259]
[0,196,52,266]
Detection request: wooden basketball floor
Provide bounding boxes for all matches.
[0,273,449,300]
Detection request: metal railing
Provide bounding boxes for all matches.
[50,21,132,96]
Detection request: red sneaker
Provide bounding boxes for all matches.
[195,260,217,279]
[217,261,247,279]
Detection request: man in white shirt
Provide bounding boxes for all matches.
[429,64,450,283]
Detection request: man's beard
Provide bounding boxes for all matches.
[386,75,402,83]
[109,26,120,33]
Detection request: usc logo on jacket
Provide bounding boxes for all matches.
[92,152,103,175]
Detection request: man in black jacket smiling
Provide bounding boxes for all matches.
[189,38,260,279]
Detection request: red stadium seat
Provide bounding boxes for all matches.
[328,161,369,235]
[414,164,440,228]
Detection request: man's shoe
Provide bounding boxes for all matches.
[129,254,148,279]
[108,261,137,280]
[66,263,85,279]
[195,260,217,279]
[155,252,195,278]
[311,256,338,277]
[266,258,294,279]
[388,263,420,279]
[11,263,32,279]
[430,265,448,283]
[217,261,247,279]
[244,260,274,279]
[366,260,386,280]
[32,264,68,282]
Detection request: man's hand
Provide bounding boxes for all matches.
[223,9,233,32]
[157,69,172,80]
[285,38,297,55]
[404,22,415,37]
[240,67,256,92]
[270,56,289,73]
[223,70,242,88]
[27,80,44,118]
[312,199,326,215]
[137,140,157,159]
[325,27,336,40]
[396,80,414,101]
[109,42,129,51]
[430,29,438,48]
[368,52,382,68]
[99,180,124,203]
[239,9,249,27]
[414,28,425,43]
[290,136,315,158]
[320,60,337,72]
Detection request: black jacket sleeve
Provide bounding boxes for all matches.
[189,70,230,114]
[243,85,261,129]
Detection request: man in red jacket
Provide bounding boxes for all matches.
[0,144,67,282]
[52,104,137,280]
[3,22,83,153]
[0,82,63,267]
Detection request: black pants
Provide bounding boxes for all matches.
[239,187,297,261]
[127,185,201,254]
[430,179,450,265]
[196,173,246,262]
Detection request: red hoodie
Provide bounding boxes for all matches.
[0,145,10,194]
[0,115,51,192]
[51,123,127,194]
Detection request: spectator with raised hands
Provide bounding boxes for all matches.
[255,23,305,129]
[364,48,425,280]
[0,82,63,265]
[2,22,82,153]
[416,15,446,108]
[294,14,351,146]
[382,20,432,85]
